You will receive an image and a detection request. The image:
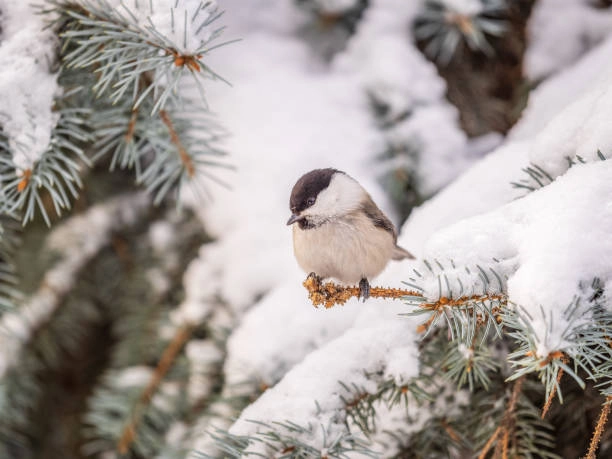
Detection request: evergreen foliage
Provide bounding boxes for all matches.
[0,0,231,229]
[414,0,508,65]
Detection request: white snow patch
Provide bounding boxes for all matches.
[0,1,60,169]
[525,0,612,81]
[229,320,419,453]
[528,78,612,176]
[334,0,473,196]
[384,345,419,386]
[223,282,361,387]
[314,0,360,14]
[441,0,483,16]
[149,220,176,254]
[97,0,221,54]
[114,366,154,388]
[425,161,612,356]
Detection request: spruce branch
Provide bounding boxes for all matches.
[413,0,508,65]
[443,339,500,391]
[505,288,612,403]
[584,395,612,459]
[117,323,195,454]
[339,375,434,436]
[413,293,506,343]
[92,97,229,205]
[159,109,196,178]
[203,419,376,458]
[0,106,92,226]
[511,150,609,194]
[49,0,236,114]
[302,274,418,308]
[541,365,566,419]
[0,193,149,379]
[402,260,508,345]
[0,218,22,314]
[478,376,524,459]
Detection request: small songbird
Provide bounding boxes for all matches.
[287,168,414,300]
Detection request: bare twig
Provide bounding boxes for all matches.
[584,395,612,459]
[478,377,524,459]
[541,356,567,419]
[303,275,419,308]
[117,324,194,454]
[159,109,195,178]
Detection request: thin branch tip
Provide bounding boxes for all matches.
[302,275,419,308]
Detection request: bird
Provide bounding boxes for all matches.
[287,168,414,300]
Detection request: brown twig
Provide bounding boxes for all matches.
[302,275,420,309]
[478,426,502,459]
[17,168,32,192]
[478,377,524,459]
[125,108,139,142]
[441,418,462,443]
[159,109,195,178]
[170,49,203,72]
[584,395,612,459]
[302,275,506,319]
[117,324,194,454]
[541,354,568,419]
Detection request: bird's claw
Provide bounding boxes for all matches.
[359,278,370,302]
[307,272,322,287]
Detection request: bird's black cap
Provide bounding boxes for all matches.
[289,168,340,213]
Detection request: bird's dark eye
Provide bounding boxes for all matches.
[306,197,315,207]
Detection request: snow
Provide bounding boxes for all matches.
[149,220,176,254]
[334,0,477,196]
[99,0,221,54]
[223,282,361,388]
[528,78,612,175]
[176,0,612,451]
[0,1,60,170]
[314,0,360,15]
[425,161,612,356]
[185,340,223,402]
[114,366,154,388]
[401,35,612,253]
[229,319,419,454]
[440,0,483,16]
[397,30,612,360]
[525,0,612,81]
[512,36,612,142]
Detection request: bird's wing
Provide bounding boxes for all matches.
[361,195,397,241]
[361,195,415,260]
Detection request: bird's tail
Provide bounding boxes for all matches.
[392,244,415,261]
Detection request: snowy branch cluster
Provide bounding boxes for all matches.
[0,0,230,227]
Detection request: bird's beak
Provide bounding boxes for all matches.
[286,214,302,226]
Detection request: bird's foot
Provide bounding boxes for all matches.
[307,272,322,287]
[359,278,370,302]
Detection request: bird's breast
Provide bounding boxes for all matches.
[292,214,395,284]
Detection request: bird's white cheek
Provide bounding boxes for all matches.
[305,176,364,219]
